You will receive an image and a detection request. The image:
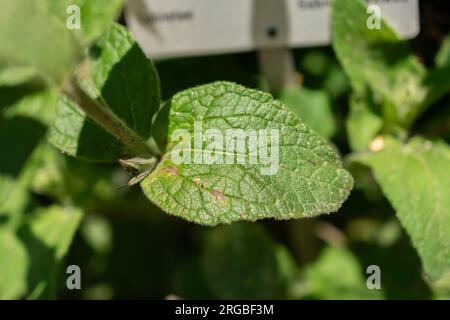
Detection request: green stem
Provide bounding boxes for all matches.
[63,78,159,158]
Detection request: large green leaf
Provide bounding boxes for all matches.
[279,87,336,138]
[0,206,83,299]
[358,136,450,282]
[202,223,281,299]
[332,0,427,127]
[142,82,353,225]
[0,0,81,83]
[49,23,160,162]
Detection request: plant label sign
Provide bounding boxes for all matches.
[125,0,420,58]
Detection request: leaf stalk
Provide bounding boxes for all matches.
[63,77,159,159]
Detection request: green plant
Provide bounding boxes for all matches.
[0,0,449,300]
[332,0,450,286]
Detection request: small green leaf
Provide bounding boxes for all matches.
[2,88,58,126]
[142,82,353,225]
[0,206,83,299]
[332,0,427,127]
[0,67,40,87]
[302,246,384,299]
[275,244,298,297]
[358,136,450,282]
[434,273,450,299]
[323,63,351,99]
[0,181,30,219]
[279,87,336,138]
[40,0,125,43]
[49,23,160,162]
[300,50,330,77]
[48,95,125,162]
[0,0,82,83]
[435,34,450,68]
[75,0,124,42]
[88,23,160,139]
[202,223,281,299]
[0,88,58,217]
[22,206,83,299]
[346,92,383,151]
[423,34,450,109]
[0,226,28,299]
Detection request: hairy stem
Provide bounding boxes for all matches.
[63,78,159,158]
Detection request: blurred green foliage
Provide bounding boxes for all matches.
[0,0,449,300]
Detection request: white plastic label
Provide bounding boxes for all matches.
[125,0,420,58]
